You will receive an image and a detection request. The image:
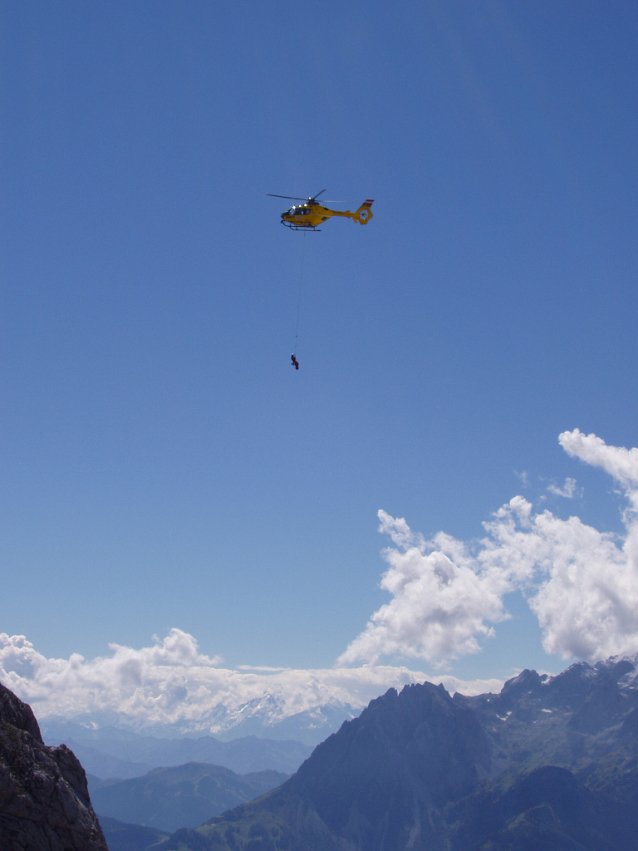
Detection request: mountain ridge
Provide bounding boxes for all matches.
[156,655,638,851]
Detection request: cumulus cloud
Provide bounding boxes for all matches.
[339,430,638,667]
[0,628,502,727]
[337,512,511,666]
[480,494,635,660]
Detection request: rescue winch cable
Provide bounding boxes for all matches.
[293,231,305,357]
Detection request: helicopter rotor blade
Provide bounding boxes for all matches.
[311,189,327,200]
[266,193,310,201]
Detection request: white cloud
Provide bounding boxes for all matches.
[559,429,638,501]
[0,629,501,728]
[337,512,511,667]
[547,477,579,498]
[339,430,638,667]
[481,494,635,660]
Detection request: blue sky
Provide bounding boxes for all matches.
[2,1,638,713]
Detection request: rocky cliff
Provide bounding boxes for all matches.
[0,681,108,851]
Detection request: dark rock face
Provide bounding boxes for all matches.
[0,681,108,851]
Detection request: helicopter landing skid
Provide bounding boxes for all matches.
[281,222,321,232]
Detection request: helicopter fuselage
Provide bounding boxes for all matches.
[281,200,373,230]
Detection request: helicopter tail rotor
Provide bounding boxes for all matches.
[353,199,374,224]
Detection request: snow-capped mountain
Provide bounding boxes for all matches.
[39,695,358,748]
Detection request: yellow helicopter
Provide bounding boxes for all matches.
[267,190,374,231]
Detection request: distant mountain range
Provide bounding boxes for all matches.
[40,720,313,778]
[89,763,288,832]
[152,655,638,851]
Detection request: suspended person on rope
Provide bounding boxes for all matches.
[291,354,299,370]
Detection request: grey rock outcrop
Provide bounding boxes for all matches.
[0,680,108,851]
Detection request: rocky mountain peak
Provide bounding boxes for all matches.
[279,681,492,849]
[0,681,43,742]
[0,681,108,851]
[498,668,546,705]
